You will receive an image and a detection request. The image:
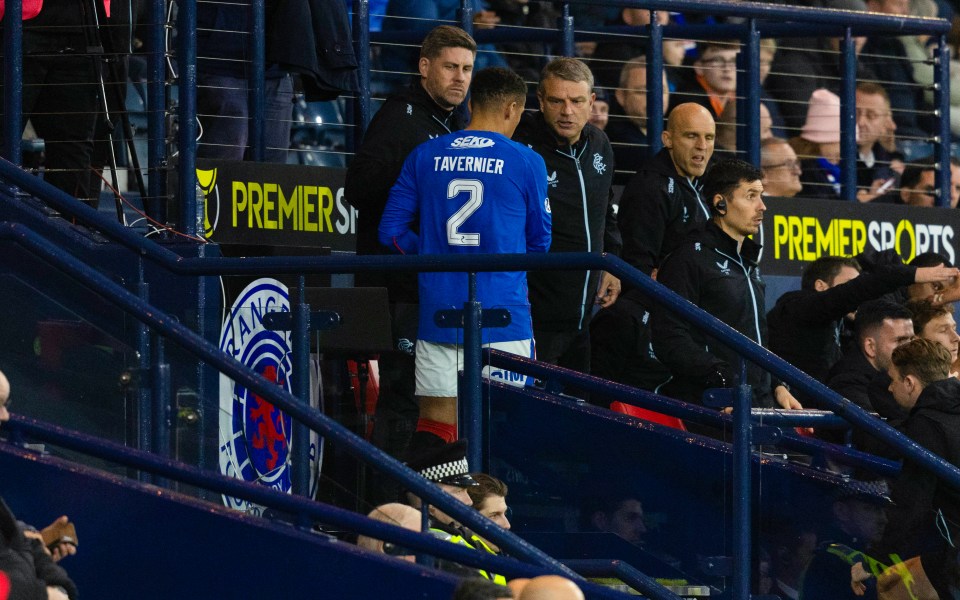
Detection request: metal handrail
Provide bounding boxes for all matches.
[0,415,638,600]
[0,168,950,485]
[485,350,901,477]
[0,221,582,582]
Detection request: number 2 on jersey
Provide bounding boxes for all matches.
[447,179,483,246]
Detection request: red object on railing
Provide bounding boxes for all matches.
[0,0,110,21]
[610,401,687,432]
[0,0,44,20]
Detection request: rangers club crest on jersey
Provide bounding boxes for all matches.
[218,278,319,513]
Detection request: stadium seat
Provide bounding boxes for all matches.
[609,401,687,432]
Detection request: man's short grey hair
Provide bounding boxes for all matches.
[538,57,594,95]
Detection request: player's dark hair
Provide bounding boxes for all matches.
[470,67,528,112]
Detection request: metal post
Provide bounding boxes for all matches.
[147,0,167,222]
[739,20,761,165]
[560,4,575,58]
[731,359,752,600]
[417,502,433,567]
[648,15,664,153]
[934,34,951,207]
[291,276,312,498]
[461,272,482,469]
[249,0,266,162]
[2,0,23,165]
[459,0,474,34]
[137,280,152,472]
[177,0,199,235]
[839,28,857,201]
[352,0,372,140]
[152,335,172,461]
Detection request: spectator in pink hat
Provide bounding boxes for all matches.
[789,89,857,200]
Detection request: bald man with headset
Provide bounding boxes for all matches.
[651,158,802,411]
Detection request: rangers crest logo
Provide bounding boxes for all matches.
[219,278,320,513]
[592,153,606,174]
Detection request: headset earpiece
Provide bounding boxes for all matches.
[714,198,727,215]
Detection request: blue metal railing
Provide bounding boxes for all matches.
[484,350,901,478]
[3,158,960,596]
[1,414,649,599]
[0,220,586,582]
[2,1,958,597]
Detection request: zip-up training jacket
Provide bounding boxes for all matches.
[618,147,710,278]
[513,111,621,332]
[652,221,778,407]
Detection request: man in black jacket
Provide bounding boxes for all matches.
[345,26,476,456]
[512,57,621,374]
[879,339,960,599]
[826,299,914,412]
[618,102,716,279]
[767,255,956,385]
[651,158,801,409]
[589,103,715,393]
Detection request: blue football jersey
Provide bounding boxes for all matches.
[379,130,551,344]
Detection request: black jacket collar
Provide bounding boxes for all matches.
[913,377,960,416]
[704,220,762,266]
[519,111,593,154]
[403,78,460,129]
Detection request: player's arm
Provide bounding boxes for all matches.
[378,153,421,254]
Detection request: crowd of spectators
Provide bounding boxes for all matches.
[368,0,960,206]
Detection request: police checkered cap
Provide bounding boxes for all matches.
[834,478,893,506]
[421,457,470,483]
[405,440,478,487]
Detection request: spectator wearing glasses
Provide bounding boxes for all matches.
[855,82,903,203]
[668,41,739,122]
[760,137,803,198]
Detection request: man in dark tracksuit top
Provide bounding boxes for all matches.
[879,339,960,599]
[652,158,802,410]
[513,57,622,374]
[344,25,476,459]
[767,255,956,385]
[590,103,715,392]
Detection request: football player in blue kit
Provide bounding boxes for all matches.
[379,67,552,446]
